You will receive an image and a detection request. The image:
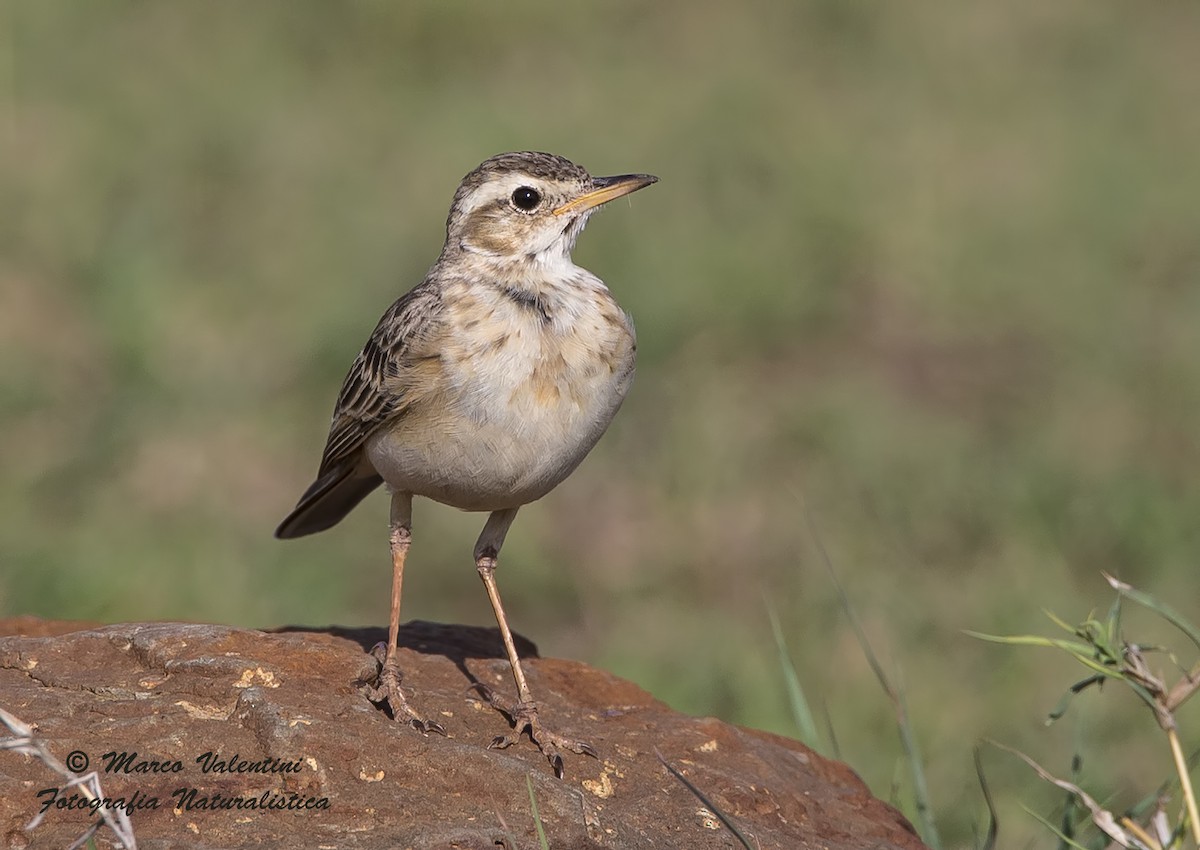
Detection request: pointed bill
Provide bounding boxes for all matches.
[552,173,658,216]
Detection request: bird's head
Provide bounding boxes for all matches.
[442,152,657,270]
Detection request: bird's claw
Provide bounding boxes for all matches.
[363,647,446,736]
[469,683,596,777]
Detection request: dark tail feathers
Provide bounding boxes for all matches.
[275,466,384,539]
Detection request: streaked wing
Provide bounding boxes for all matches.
[316,280,444,478]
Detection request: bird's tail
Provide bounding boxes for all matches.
[275,466,384,539]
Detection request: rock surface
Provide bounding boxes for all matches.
[0,618,924,850]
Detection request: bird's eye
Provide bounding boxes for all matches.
[511,186,542,211]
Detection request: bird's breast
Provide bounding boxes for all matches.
[366,277,636,510]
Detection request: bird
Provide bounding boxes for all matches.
[275,151,657,776]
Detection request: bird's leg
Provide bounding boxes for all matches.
[365,491,444,734]
[470,508,597,777]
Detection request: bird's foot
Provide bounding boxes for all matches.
[470,682,597,778]
[363,642,445,735]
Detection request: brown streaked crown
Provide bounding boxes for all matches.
[456,152,591,198]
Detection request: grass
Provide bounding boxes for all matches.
[525,775,550,850]
[973,576,1200,847]
[4,1,1200,845]
[656,748,758,850]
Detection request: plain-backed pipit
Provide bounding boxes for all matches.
[276,151,657,775]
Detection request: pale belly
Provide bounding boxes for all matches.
[365,300,635,511]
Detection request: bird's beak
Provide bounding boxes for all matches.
[552,173,659,216]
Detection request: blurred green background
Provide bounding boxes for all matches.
[4,1,1200,845]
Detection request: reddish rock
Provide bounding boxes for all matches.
[0,619,924,849]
